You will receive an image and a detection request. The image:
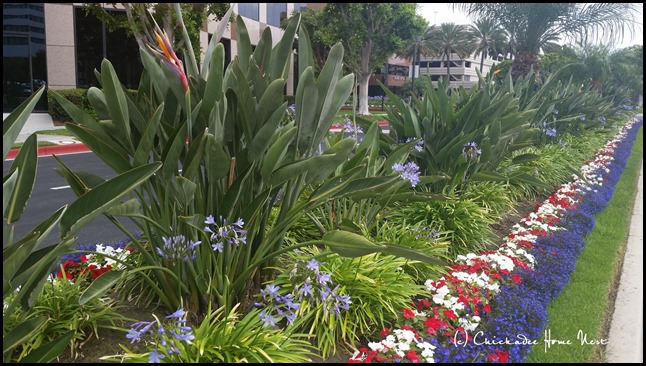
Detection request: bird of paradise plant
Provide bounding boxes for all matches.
[50,4,445,319]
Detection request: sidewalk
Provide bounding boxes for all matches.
[605,115,643,363]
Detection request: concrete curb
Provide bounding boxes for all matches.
[6,143,92,160]
[605,153,643,361]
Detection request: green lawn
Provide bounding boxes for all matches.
[525,126,643,363]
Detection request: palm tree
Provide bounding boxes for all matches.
[455,3,641,80]
[428,23,475,87]
[468,18,507,88]
[397,26,435,97]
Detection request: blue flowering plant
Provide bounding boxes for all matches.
[375,75,547,194]
[104,305,316,363]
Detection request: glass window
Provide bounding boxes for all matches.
[238,3,259,21]
[74,7,142,90]
[3,2,47,112]
[266,3,286,27]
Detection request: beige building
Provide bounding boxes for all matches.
[3,3,317,112]
[417,52,499,89]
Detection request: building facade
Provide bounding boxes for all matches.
[417,52,499,89]
[3,3,315,112]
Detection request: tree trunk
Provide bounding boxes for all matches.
[357,72,371,116]
[511,51,538,81]
[479,52,485,89]
[446,52,451,86]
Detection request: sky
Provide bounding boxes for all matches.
[417,3,643,51]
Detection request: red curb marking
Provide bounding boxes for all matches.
[7,143,92,159]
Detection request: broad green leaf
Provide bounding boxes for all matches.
[256,79,286,124]
[59,162,161,238]
[332,176,399,201]
[160,123,187,179]
[261,127,297,179]
[235,15,252,72]
[101,59,132,153]
[134,103,164,166]
[103,198,142,216]
[175,176,197,208]
[79,270,122,305]
[5,134,37,223]
[182,130,207,181]
[509,172,552,190]
[298,26,314,77]
[511,153,541,165]
[253,27,273,76]
[250,103,286,159]
[3,86,44,161]
[314,74,354,147]
[47,89,111,142]
[202,43,225,120]
[86,87,109,119]
[52,156,93,197]
[3,170,18,216]
[471,171,509,182]
[65,123,131,173]
[294,67,319,153]
[19,330,75,363]
[270,11,300,80]
[201,4,235,76]
[2,316,47,354]
[321,230,382,258]
[205,134,230,181]
[379,244,447,266]
[3,231,39,297]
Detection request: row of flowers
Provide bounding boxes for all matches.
[348,116,642,363]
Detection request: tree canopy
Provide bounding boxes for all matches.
[312,3,428,115]
[455,3,642,80]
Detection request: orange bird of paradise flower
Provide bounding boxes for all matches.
[147,29,189,92]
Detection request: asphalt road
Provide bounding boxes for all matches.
[3,152,140,249]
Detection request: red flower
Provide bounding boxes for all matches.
[416,299,431,309]
[406,350,420,362]
[379,328,390,337]
[80,255,88,263]
[488,349,509,363]
[483,304,491,313]
[443,309,457,320]
[403,308,415,319]
[511,274,522,284]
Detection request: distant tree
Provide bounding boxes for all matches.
[468,18,507,88]
[608,45,643,102]
[82,3,230,65]
[455,3,641,80]
[428,23,475,85]
[317,3,427,115]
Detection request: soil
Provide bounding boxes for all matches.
[50,196,546,363]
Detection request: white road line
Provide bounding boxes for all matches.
[50,185,71,190]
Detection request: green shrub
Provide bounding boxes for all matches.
[103,305,316,363]
[5,273,127,362]
[462,181,516,220]
[47,88,95,123]
[389,197,497,257]
[268,247,426,358]
[369,220,451,282]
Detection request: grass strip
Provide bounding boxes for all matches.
[525,125,643,363]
